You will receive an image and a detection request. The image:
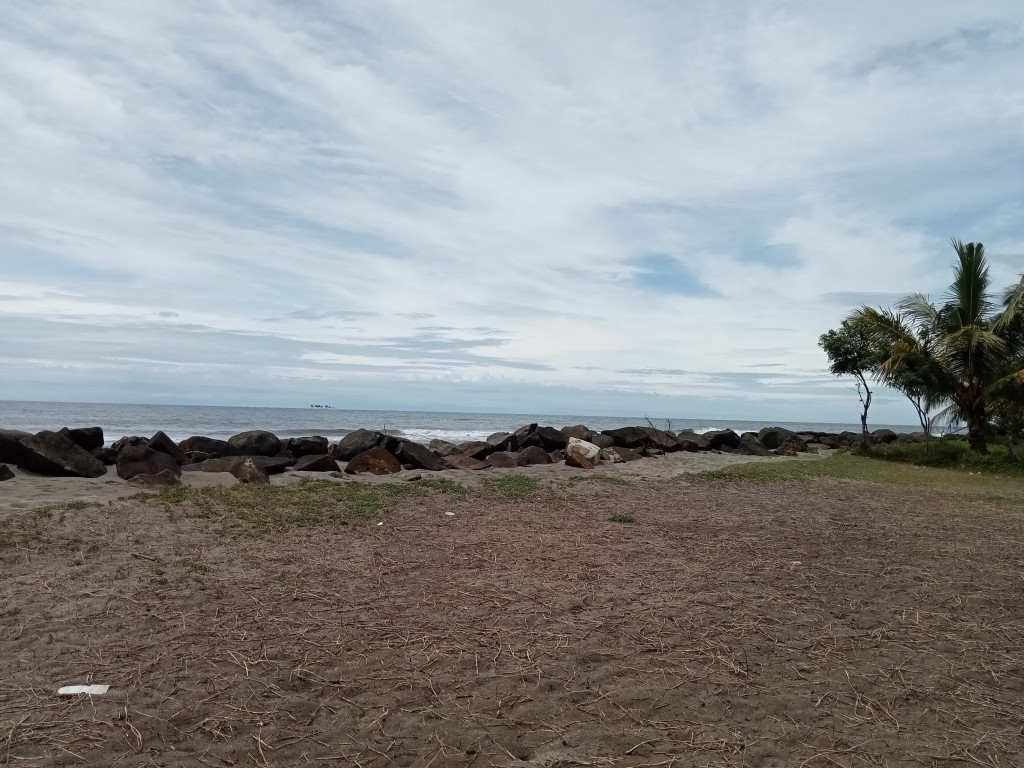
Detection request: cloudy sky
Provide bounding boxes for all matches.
[2,2,1023,424]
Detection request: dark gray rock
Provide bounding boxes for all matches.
[640,427,679,452]
[757,426,799,450]
[292,454,340,472]
[116,445,181,480]
[0,464,14,482]
[601,427,652,449]
[148,431,187,464]
[737,434,771,456]
[287,436,329,457]
[394,441,447,472]
[228,430,281,457]
[675,431,710,452]
[19,431,107,478]
[344,446,403,475]
[128,469,182,489]
[486,432,518,452]
[445,454,490,470]
[91,446,117,465]
[59,427,104,451]
[185,455,292,474]
[456,441,491,460]
[333,429,384,462]
[611,446,643,462]
[704,429,741,451]
[589,433,614,449]
[178,436,240,458]
[429,439,461,457]
[111,435,149,454]
[485,451,519,468]
[560,425,592,441]
[871,429,899,444]
[535,426,569,451]
[0,429,31,464]
[517,445,553,466]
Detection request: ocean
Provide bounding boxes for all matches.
[0,400,921,447]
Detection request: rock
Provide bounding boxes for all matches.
[429,439,461,456]
[485,451,519,468]
[774,438,806,457]
[148,431,187,464]
[292,454,339,472]
[757,426,799,449]
[871,429,899,444]
[517,445,553,466]
[737,434,771,456]
[599,448,623,463]
[514,423,542,449]
[805,442,830,454]
[394,441,447,472]
[185,456,292,474]
[565,437,600,469]
[535,426,569,451]
[611,446,643,462]
[600,427,652,449]
[445,454,490,471]
[90,446,117,465]
[19,431,107,478]
[333,429,384,462]
[232,457,269,484]
[589,433,614,449]
[640,427,679,452]
[287,436,329,457]
[567,437,601,464]
[111,435,149,454]
[59,427,104,451]
[116,445,181,480]
[456,441,491,460]
[560,425,592,441]
[675,431,710,452]
[128,469,182,489]
[344,446,402,475]
[704,429,741,451]
[228,430,281,457]
[0,464,14,482]
[486,432,518,452]
[817,434,842,449]
[549,449,566,462]
[0,429,31,464]
[178,436,240,458]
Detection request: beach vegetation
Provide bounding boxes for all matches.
[850,239,1024,454]
[608,512,636,523]
[818,317,885,446]
[481,474,539,499]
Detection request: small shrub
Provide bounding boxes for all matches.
[482,474,538,499]
[608,512,636,523]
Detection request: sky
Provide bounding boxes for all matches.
[2,1,1023,424]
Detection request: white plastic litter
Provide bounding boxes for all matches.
[376,522,384,526]
[58,685,109,696]
[445,512,455,516]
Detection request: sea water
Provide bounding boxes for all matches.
[0,400,921,447]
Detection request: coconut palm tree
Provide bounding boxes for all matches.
[852,240,1024,453]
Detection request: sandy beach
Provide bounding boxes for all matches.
[3,451,1023,766]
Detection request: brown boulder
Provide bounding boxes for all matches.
[344,446,402,475]
[292,454,339,472]
[116,445,181,480]
[333,429,384,461]
[445,454,490,471]
[394,441,447,471]
[485,451,519,468]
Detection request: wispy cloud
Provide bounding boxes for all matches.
[2,1,1023,421]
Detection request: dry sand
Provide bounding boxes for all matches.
[3,450,1023,767]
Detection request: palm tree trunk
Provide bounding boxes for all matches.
[965,412,988,454]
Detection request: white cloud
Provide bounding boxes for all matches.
[2,1,1023,423]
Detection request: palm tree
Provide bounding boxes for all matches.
[852,240,1024,453]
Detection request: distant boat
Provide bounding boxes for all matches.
[309,404,334,409]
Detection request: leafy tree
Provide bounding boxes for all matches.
[818,317,885,447]
[853,240,1024,454]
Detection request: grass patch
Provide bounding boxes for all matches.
[481,474,539,499]
[678,453,1024,503]
[608,512,636,523]
[0,500,100,549]
[855,439,1024,476]
[154,478,448,535]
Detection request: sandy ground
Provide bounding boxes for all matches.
[2,453,1023,767]
[0,450,822,513]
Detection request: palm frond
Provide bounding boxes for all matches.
[945,239,994,326]
[993,272,1024,336]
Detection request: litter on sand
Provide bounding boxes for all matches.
[58,685,109,696]
[445,512,455,516]
[376,522,384,526]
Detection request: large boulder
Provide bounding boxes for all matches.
[228,430,281,457]
[183,456,292,474]
[565,437,601,469]
[292,454,339,472]
[610,446,642,462]
[333,429,384,462]
[704,429,741,451]
[535,426,569,451]
[111,435,149,454]
[871,429,899,444]
[456,441,491,460]
[486,432,518,452]
[774,438,806,457]
[59,427,104,452]
[757,426,799,450]
[232,457,269,484]
[344,446,402,475]
[0,429,31,464]
[394,441,447,472]
[590,433,614,449]
[513,423,542,449]
[517,445,553,466]
[19,431,107,478]
[116,445,181,481]
[737,434,771,456]
[178,436,240,459]
[445,454,490,471]
[287,436,329,457]
[560,425,592,442]
[128,469,182,489]
[485,451,519,468]
[0,464,14,482]
[429,439,461,457]
[148,431,187,464]
[675,431,710,452]
[600,427,651,449]
[640,427,679,452]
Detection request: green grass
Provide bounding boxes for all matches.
[0,500,100,549]
[481,474,539,499]
[678,452,1024,502]
[608,512,636,523]
[854,439,1024,476]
